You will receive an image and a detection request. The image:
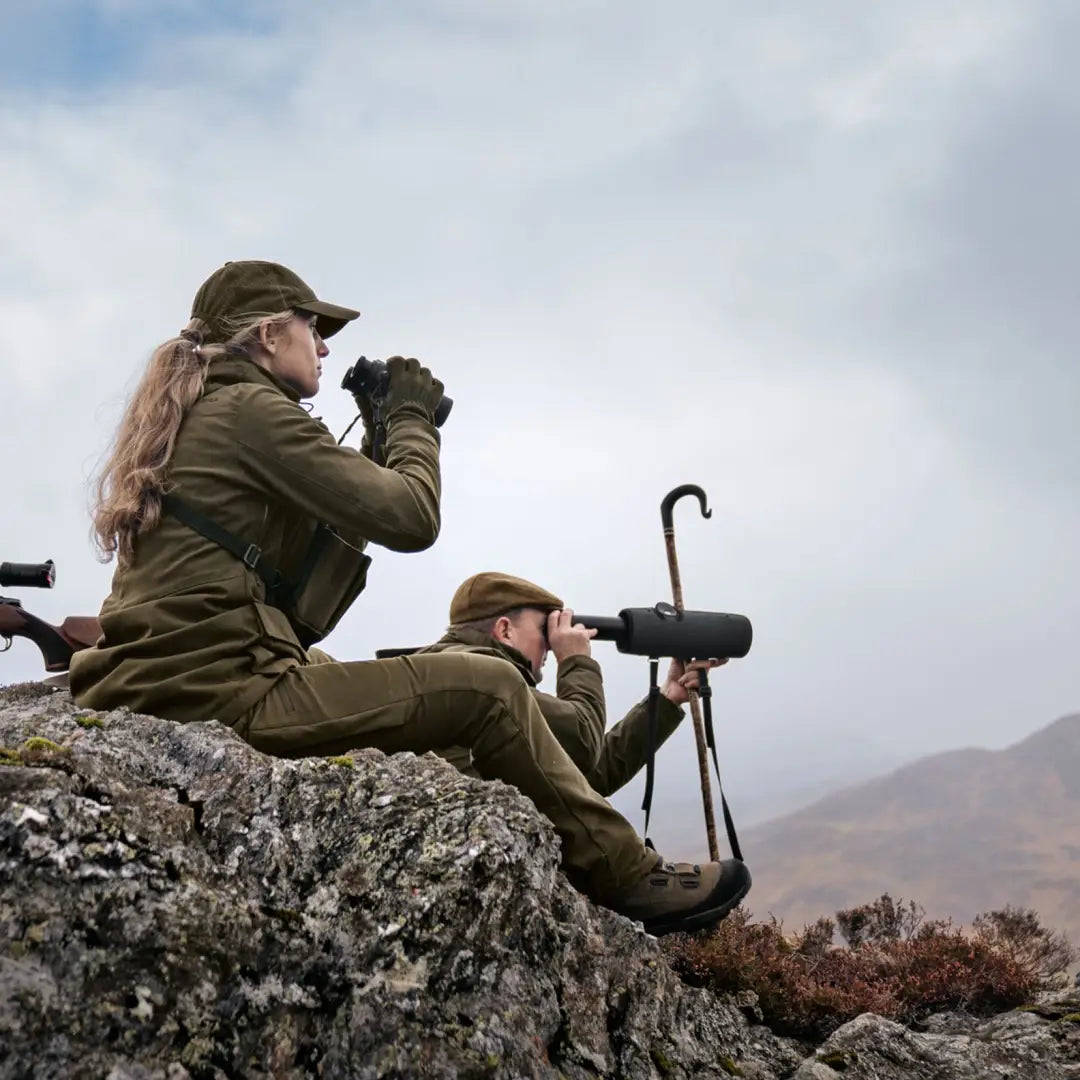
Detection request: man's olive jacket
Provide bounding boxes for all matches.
[421,627,684,796]
[70,355,441,725]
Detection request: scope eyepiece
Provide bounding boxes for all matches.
[0,559,56,589]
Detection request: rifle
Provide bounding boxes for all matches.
[1,559,101,673]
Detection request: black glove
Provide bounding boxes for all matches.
[382,356,445,425]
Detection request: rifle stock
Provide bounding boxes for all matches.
[0,599,101,672]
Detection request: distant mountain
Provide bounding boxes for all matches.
[739,713,1080,945]
[723,740,911,828]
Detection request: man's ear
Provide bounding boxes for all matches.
[491,615,513,643]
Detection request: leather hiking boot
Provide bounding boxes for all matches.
[604,857,751,937]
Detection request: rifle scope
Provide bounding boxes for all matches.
[571,604,752,660]
[0,559,55,589]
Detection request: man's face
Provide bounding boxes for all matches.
[496,607,549,681]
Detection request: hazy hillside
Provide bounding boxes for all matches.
[610,723,910,856]
[740,713,1080,945]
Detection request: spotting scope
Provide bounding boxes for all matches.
[567,603,752,660]
[374,603,752,661]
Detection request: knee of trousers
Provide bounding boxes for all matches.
[443,652,531,706]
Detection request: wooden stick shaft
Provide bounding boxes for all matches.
[663,528,720,862]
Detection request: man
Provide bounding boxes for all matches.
[423,571,724,798]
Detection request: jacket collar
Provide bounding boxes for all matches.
[203,352,303,403]
[436,626,538,687]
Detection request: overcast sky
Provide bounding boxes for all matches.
[1,1,1076,846]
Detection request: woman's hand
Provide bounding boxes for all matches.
[383,356,445,423]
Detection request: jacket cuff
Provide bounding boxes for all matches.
[657,693,684,727]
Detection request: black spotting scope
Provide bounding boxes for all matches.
[570,603,752,660]
[373,604,753,662]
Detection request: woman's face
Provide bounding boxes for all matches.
[263,312,329,398]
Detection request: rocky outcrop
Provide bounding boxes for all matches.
[2,681,1079,1080]
[793,993,1080,1079]
[1,683,801,1080]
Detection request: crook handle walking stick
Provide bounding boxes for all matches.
[659,484,720,861]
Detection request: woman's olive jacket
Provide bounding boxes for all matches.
[69,355,441,724]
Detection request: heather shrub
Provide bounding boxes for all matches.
[662,896,1077,1042]
[835,894,926,946]
[970,905,1077,983]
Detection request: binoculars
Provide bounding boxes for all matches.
[341,356,454,428]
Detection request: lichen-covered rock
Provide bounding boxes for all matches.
[6,682,1080,1080]
[1,683,800,1080]
[791,990,1080,1080]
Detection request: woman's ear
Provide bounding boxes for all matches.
[258,320,278,355]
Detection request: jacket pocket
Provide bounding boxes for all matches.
[285,527,371,648]
[250,600,307,672]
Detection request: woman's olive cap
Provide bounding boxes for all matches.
[190,260,360,344]
[450,572,564,624]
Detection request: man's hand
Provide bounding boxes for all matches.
[660,657,728,706]
[547,608,598,663]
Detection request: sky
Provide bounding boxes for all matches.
[1,1,1077,850]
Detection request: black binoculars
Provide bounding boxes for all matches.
[341,356,453,428]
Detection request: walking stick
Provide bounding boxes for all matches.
[661,484,720,861]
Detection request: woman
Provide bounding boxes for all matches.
[71,259,749,936]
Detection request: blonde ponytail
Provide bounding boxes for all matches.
[90,310,293,565]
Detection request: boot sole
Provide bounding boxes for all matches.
[642,863,752,937]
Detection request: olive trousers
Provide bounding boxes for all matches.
[233,649,655,902]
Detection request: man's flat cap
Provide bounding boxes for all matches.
[449,572,564,624]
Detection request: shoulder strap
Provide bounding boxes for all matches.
[160,493,285,600]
